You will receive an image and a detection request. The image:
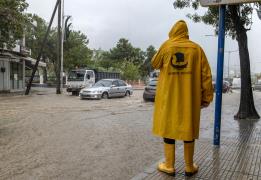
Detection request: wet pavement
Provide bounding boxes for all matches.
[0,88,261,180]
[132,90,261,180]
[0,88,162,180]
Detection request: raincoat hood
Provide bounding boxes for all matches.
[168,20,189,40]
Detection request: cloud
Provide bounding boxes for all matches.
[26,0,261,73]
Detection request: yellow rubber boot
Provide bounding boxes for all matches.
[184,142,198,176]
[157,143,175,176]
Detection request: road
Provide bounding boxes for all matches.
[0,89,163,180]
[0,88,261,180]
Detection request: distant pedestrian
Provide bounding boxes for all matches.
[152,20,214,177]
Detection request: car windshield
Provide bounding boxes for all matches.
[149,80,157,86]
[93,80,112,87]
[68,70,85,81]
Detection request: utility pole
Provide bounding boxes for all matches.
[56,0,62,94]
[225,50,238,79]
[25,0,60,95]
[61,0,65,91]
[257,7,261,20]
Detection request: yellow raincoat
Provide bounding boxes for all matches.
[152,20,213,141]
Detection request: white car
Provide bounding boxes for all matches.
[79,79,133,100]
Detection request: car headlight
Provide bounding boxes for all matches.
[93,91,102,94]
[80,85,86,88]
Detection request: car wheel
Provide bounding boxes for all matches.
[102,92,109,99]
[125,91,130,97]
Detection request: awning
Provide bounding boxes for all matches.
[0,50,46,68]
[22,57,46,68]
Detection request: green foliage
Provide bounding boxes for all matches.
[90,39,157,80]
[92,49,115,71]
[109,38,145,65]
[63,31,93,71]
[141,45,157,76]
[25,14,48,59]
[0,0,28,48]
[109,38,134,62]
[132,47,146,66]
[173,0,261,38]
[119,61,140,81]
[25,14,93,74]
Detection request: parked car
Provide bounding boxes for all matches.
[253,81,261,91]
[143,79,157,102]
[212,80,232,93]
[79,79,133,100]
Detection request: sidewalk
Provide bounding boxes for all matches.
[131,93,261,180]
[132,85,145,90]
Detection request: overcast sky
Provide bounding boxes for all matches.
[26,0,261,75]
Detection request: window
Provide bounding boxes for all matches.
[86,71,94,78]
[118,80,127,86]
[68,70,85,81]
[112,80,119,87]
[10,62,23,89]
[93,80,112,87]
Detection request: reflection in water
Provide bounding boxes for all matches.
[212,146,220,178]
[238,119,257,142]
[236,119,258,174]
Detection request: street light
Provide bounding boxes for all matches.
[60,0,72,89]
[225,50,238,78]
[205,34,217,37]
[256,7,261,20]
[204,35,239,78]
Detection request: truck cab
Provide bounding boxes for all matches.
[66,69,120,95]
[66,69,95,95]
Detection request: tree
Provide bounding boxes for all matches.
[142,45,157,76]
[92,49,115,71]
[0,0,28,49]
[25,14,49,82]
[132,47,146,66]
[109,38,134,62]
[120,61,140,81]
[63,30,93,71]
[173,1,260,119]
[109,38,145,65]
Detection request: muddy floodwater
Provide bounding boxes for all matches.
[1,88,261,180]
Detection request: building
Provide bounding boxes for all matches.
[0,48,46,93]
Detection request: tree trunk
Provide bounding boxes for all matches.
[42,56,48,83]
[229,6,260,120]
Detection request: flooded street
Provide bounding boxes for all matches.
[0,89,162,180]
[1,88,261,180]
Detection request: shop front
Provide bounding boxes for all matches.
[0,50,45,93]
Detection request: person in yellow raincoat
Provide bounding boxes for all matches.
[152,20,213,176]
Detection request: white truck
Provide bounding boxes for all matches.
[232,78,241,89]
[66,69,120,95]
